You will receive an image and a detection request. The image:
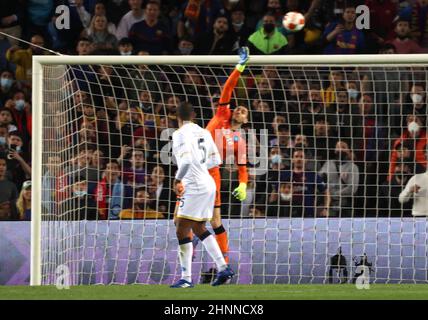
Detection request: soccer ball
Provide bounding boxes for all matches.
[282,12,305,32]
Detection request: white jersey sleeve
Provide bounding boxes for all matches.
[399,176,415,204]
[172,130,192,180]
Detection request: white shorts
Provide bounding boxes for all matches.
[177,190,216,222]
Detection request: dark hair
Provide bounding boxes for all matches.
[145,0,160,9]
[107,159,120,166]
[135,186,147,194]
[314,115,328,124]
[0,69,14,77]
[177,101,194,121]
[78,37,92,43]
[0,153,6,163]
[412,82,425,90]
[263,11,276,19]
[74,174,87,183]
[118,37,132,46]
[9,131,22,139]
[179,35,194,44]
[78,143,93,154]
[397,139,414,151]
[292,147,306,157]
[277,124,290,132]
[343,0,356,10]
[336,89,348,97]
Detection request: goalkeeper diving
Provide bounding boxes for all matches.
[202,47,250,263]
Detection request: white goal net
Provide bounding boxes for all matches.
[32,55,428,285]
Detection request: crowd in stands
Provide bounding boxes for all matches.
[0,0,428,220]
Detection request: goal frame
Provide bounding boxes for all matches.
[31,54,428,286]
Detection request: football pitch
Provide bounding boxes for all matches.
[1,284,428,300]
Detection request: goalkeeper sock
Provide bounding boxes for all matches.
[178,238,193,282]
[200,231,227,272]
[213,225,229,264]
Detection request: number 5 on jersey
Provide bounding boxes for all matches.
[198,138,206,164]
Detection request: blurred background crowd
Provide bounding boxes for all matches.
[0,0,427,221]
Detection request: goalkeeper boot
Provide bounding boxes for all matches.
[170,279,194,288]
[211,266,234,286]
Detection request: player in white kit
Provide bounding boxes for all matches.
[399,148,428,216]
[170,102,234,288]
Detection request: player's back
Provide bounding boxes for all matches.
[173,122,217,194]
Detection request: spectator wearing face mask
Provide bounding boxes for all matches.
[345,80,360,104]
[379,162,413,217]
[254,0,285,32]
[403,83,426,120]
[268,146,287,185]
[388,114,428,182]
[176,37,194,55]
[3,90,31,140]
[0,70,18,106]
[62,176,97,220]
[319,140,359,217]
[118,38,133,55]
[247,12,288,55]
[267,182,292,217]
[230,8,252,47]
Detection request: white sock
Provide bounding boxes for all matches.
[201,234,227,272]
[178,242,193,282]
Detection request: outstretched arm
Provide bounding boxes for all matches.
[218,47,250,107]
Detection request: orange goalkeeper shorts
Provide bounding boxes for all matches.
[208,166,221,207]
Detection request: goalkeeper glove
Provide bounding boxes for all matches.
[235,47,250,73]
[232,182,247,201]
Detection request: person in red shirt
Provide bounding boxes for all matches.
[389,18,425,54]
[194,47,250,263]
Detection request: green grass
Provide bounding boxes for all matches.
[1,284,428,300]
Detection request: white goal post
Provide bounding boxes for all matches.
[31,54,428,286]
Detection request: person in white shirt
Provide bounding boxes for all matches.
[170,102,234,288]
[115,0,144,41]
[399,152,428,216]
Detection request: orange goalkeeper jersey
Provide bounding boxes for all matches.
[206,68,248,184]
